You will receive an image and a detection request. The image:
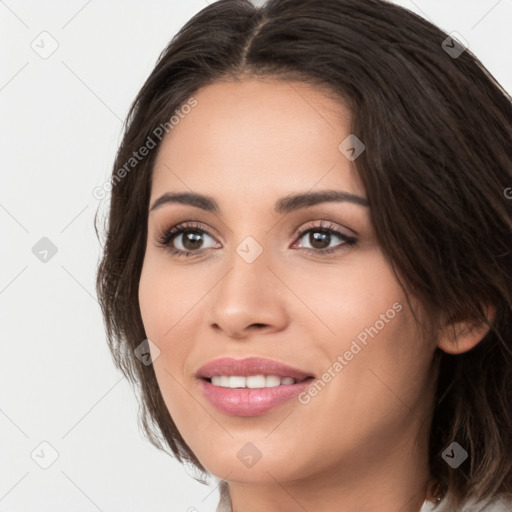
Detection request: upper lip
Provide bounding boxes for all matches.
[196,357,314,382]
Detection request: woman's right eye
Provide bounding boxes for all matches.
[156,222,221,257]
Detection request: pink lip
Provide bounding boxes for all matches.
[196,357,314,417]
[196,357,313,381]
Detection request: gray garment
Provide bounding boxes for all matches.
[217,493,512,512]
[421,496,512,512]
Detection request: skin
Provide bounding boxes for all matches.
[138,77,492,512]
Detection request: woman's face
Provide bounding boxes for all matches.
[138,78,437,485]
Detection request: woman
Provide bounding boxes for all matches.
[96,0,512,510]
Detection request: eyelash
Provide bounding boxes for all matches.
[156,220,357,258]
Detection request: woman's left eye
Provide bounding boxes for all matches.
[156,220,357,257]
[292,221,357,255]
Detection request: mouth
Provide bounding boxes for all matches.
[205,374,308,388]
[196,357,315,416]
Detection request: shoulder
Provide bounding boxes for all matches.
[479,496,512,512]
[421,496,512,512]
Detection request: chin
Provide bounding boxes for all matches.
[191,437,316,484]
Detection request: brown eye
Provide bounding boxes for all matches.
[294,223,357,254]
[157,222,221,256]
[306,231,332,250]
[176,230,205,251]
[170,229,218,253]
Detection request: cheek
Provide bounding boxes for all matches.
[138,257,188,383]
[138,261,202,443]
[288,254,431,428]
[288,250,405,344]
[138,253,205,390]
[138,253,199,341]
[138,255,162,337]
[286,310,431,478]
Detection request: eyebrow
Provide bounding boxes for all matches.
[149,189,369,214]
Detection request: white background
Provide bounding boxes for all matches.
[1,1,511,511]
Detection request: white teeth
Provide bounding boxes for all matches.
[246,375,266,388]
[265,375,281,387]
[211,376,222,386]
[209,375,297,388]
[229,376,246,388]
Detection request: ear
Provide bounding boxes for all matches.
[437,304,496,355]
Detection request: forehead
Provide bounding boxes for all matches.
[151,78,365,203]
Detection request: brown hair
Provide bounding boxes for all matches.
[95,0,512,508]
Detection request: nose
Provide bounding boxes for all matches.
[207,247,289,340]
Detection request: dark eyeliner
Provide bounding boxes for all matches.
[156,221,209,257]
[292,220,357,255]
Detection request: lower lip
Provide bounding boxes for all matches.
[199,378,314,416]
